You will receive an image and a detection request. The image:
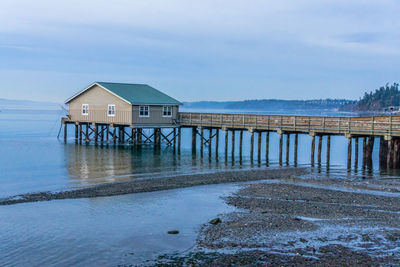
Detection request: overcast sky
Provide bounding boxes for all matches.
[1,0,400,102]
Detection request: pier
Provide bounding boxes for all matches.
[62,112,400,170]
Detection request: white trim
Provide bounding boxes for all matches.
[162,106,172,117]
[107,104,116,117]
[82,104,89,116]
[139,105,150,118]
[65,82,132,105]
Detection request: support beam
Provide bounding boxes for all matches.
[394,139,400,169]
[178,127,182,151]
[215,129,219,155]
[94,124,98,143]
[79,124,83,143]
[173,128,177,148]
[113,126,117,144]
[388,139,394,169]
[200,128,204,156]
[366,137,375,169]
[379,136,388,169]
[225,129,229,160]
[75,124,78,141]
[209,128,212,157]
[231,130,235,157]
[192,127,197,152]
[362,137,367,168]
[106,126,110,143]
[239,130,243,157]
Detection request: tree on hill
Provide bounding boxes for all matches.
[341,83,400,112]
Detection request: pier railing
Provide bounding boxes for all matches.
[179,112,400,137]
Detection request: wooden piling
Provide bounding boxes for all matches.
[192,127,197,151]
[354,138,359,168]
[366,137,375,168]
[379,136,388,169]
[311,135,315,166]
[225,129,229,159]
[258,132,262,162]
[362,137,367,168]
[326,135,331,166]
[64,123,67,142]
[232,130,235,157]
[85,123,89,143]
[266,132,270,163]
[279,133,283,165]
[79,124,83,143]
[347,137,352,169]
[178,127,182,151]
[394,139,400,169]
[285,133,290,165]
[209,128,212,157]
[250,130,254,162]
[113,126,117,144]
[239,130,243,157]
[318,135,323,165]
[100,125,104,143]
[173,128,177,148]
[294,133,298,165]
[107,125,110,142]
[94,124,98,143]
[388,139,394,169]
[75,124,78,140]
[215,128,219,155]
[199,128,204,155]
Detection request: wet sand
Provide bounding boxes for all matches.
[155,176,400,266]
[0,168,305,205]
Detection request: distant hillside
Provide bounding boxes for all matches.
[340,83,400,112]
[0,98,60,110]
[184,99,355,111]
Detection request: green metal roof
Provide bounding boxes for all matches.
[96,82,182,105]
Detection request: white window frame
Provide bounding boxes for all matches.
[108,104,115,117]
[162,106,172,117]
[139,106,150,118]
[82,104,89,116]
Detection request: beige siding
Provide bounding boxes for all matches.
[132,105,179,125]
[68,85,132,125]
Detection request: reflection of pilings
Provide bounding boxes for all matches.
[294,133,298,166]
[285,133,290,165]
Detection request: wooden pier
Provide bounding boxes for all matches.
[62,112,400,169]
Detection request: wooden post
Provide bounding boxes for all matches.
[394,139,400,169]
[367,137,375,169]
[362,137,367,168]
[85,123,89,143]
[258,131,262,162]
[286,133,290,165]
[266,132,270,163]
[192,127,197,152]
[250,130,254,162]
[225,129,229,160]
[347,137,352,169]
[379,136,388,169]
[239,130,243,157]
[113,126,117,144]
[173,128,177,148]
[354,137,359,168]
[318,135,323,165]
[121,127,125,143]
[215,128,219,155]
[79,124,83,143]
[100,125,104,143]
[311,135,315,166]
[294,133,298,165]
[388,139,394,169]
[200,127,204,156]
[107,125,110,143]
[326,135,331,167]
[178,127,182,151]
[64,123,67,142]
[279,133,283,165]
[231,130,235,157]
[94,124,98,143]
[75,124,78,141]
[209,128,212,157]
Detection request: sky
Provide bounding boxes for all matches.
[1,0,400,103]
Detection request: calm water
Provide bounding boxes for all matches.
[0,107,396,266]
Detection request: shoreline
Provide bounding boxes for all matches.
[0,168,306,206]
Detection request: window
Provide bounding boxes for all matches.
[139,106,150,117]
[162,106,172,117]
[108,104,115,117]
[82,104,89,115]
